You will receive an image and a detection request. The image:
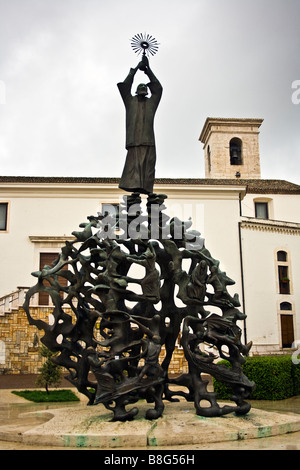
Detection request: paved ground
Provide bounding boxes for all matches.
[1,374,300,451]
[0,373,73,389]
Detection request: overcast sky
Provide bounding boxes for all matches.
[0,0,299,184]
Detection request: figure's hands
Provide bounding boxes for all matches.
[141,55,149,68]
[138,55,149,72]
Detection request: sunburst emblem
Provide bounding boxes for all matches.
[130,33,160,57]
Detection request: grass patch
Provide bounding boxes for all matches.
[12,389,80,403]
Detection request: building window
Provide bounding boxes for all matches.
[276,250,292,295]
[280,314,294,348]
[207,145,211,173]
[276,253,294,349]
[39,253,68,305]
[278,265,290,294]
[255,202,269,219]
[277,251,287,262]
[0,203,8,231]
[102,203,119,216]
[230,138,242,165]
[280,301,292,310]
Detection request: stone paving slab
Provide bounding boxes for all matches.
[1,400,300,449]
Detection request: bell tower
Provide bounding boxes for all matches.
[199,118,263,179]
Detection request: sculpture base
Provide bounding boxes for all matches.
[1,400,300,449]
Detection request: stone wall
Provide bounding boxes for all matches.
[0,307,188,376]
[0,307,48,374]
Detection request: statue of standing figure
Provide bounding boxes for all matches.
[117,55,163,195]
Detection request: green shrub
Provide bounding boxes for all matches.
[35,345,63,394]
[292,360,300,396]
[244,355,293,400]
[213,355,298,401]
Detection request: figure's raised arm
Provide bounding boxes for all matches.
[143,61,162,99]
[117,64,139,102]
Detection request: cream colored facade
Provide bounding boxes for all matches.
[1,117,300,372]
[1,176,300,359]
[0,178,245,299]
[240,216,300,354]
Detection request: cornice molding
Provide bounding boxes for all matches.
[240,217,300,235]
[0,181,247,200]
[29,236,76,243]
[199,117,264,144]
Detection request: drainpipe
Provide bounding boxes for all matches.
[238,194,247,346]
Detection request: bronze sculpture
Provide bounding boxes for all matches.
[118,55,162,194]
[23,34,255,421]
[24,196,254,420]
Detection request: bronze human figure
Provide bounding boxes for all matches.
[118,55,162,194]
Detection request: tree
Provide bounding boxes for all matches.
[36,345,62,394]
